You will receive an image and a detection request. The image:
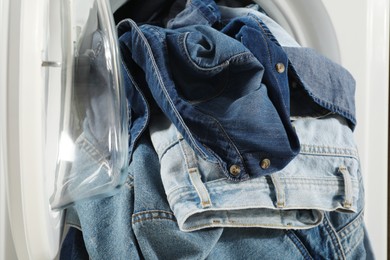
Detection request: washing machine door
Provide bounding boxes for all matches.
[3,0,127,258]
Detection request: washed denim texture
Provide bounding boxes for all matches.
[50,30,128,209]
[118,9,301,181]
[63,131,372,259]
[166,0,221,28]
[63,168,141,259]
[217,4,300,47]
[220,4,356,128]
[168,0,357,128]
[60,227,89,260]
[149,114,361,232]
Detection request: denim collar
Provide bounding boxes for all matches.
[284,47,356,129]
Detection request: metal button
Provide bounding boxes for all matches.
[229,165,241,176]
[275,63,285,73]
[260,159,271,169]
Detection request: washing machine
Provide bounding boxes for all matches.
[1,0,388,259]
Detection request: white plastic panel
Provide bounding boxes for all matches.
[0,0,18,253]
[5,0,62,258]
[0,0,12,255]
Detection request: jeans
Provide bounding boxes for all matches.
[63,167,140,259]
[63,128,372,259]
[149,114,362,232]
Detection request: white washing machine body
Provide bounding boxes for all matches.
[1,0,388,259]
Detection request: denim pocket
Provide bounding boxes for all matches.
[330,210,367,259]
[285,210,367,259]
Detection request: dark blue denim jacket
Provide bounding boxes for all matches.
[118,18,302,180]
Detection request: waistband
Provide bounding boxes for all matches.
[149,114,362,231]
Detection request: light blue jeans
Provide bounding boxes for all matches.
[149,114,361,232]
[63,124,372,259]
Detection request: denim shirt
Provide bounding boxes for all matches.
[216,4,357,128]
[118,12,301,180]
[118,0,357,180]
[168,0,357,128]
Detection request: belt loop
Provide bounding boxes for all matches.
[178,131,212,209]
[338,166,353,209]
[270,174,285,208]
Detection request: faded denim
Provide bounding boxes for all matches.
[63,161,140,259]
[63,130,371,259]
[149,114,361,232]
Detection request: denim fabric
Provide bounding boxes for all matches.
[220,5,357,128]
[167,1,357,129]
[118,16,300,181]
[221,15,297,137]
[135,129,370,259]
[60,227,89,260]
[50,30,128,209]
[149,114,361,232]
[218,4,300,47]
[167,0,296,127]
[285,47,357,128]
[62,131,372,259]
[63,167,141,259]
[167,0,300,156]
[167,0,220,29]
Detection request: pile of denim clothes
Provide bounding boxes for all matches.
[61,0,374,259]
